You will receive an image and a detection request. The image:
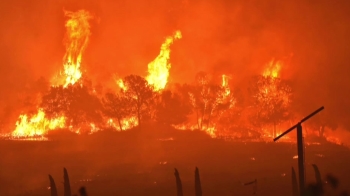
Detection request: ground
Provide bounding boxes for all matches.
[1,125,349,196]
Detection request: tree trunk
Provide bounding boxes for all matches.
[137,105,141,126]
[117,118,123,131]
[200,107,206,130]
[207,109,213,129]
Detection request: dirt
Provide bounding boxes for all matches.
[1,127,349,196]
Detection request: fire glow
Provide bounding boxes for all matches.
[62,10,93,87]
[1,9,346,148]
[146,30,182,91]
[10,10,92,138]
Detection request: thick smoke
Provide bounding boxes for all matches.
[1,0,350,131]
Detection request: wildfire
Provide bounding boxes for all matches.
[107,117,138,131]
[146,30,182,91]
[221,74,231,97]
[12,109,65,137]
[62,10,93,87]
[10,10,93,138]
[115,78,127,91]
[263,59,282,78]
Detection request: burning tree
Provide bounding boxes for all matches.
[188,72,235,132]
[250,60,292,138]
[122,75,154,126]
[10,9,94,137]
[102,92,131,131]
[40,84,102,133]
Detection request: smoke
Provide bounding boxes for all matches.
[1,0,350,131]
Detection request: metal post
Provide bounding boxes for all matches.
[297,123,305,195]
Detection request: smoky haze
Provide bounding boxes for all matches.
[0,0,350,131]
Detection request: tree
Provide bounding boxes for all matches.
[41,84,102,131]
[102,92,131,131]
[189,72,234,130]
[122,75,154,126]
[155,90,191,125]
[250,75,292,137]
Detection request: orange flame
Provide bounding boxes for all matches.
[11,10,93,138]
[107,117,138,131]
[114,77,127,91]
[263,59,282,78]
[12,109,65,137]
[221,74,230,97]
[146,31,182,91]
[62,10,93,87]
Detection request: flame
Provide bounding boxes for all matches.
[10,10,93,138]
[115,78,127,91]
[12,109,65,137]
[173,124,217,138]
[221,74,230,97]
[107,117,138,131]
[62,10,93,87]
[146,31,182,91]
[263,59,282,78]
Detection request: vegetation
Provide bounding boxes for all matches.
[291,164,349,196]
[292,167,298,196]
[195,167,202,196]
[48,175,58,196]
[174,168,183,196]
[64,168,71,196]
[33,68,339,141]
[44,165,349,196]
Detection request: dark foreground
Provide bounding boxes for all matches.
[1,126,350,196]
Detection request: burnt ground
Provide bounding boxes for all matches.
[1,125,350,196]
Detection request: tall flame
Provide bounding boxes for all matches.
[146,31,182,91]
[263,59,282,78]
[11,10,93,138]
[62,10,93,87]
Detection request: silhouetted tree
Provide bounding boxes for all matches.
[41,84,102,132]
[102,92,131,130]
[188,72,234,130]
[122,75,154,126]
[155,90,191,125]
